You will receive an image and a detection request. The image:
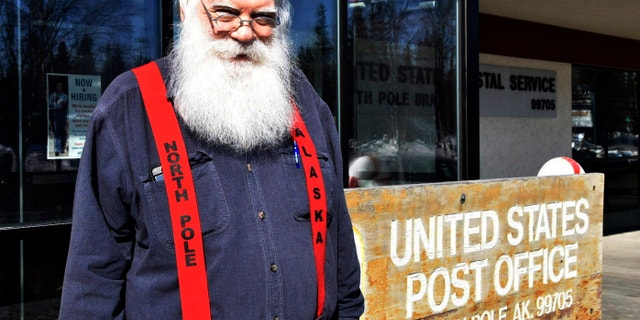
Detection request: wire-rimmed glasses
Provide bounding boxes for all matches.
[200,0,280,35]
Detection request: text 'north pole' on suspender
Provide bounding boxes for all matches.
[132,61,328,319]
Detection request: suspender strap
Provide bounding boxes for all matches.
[291,101,327,318]
[132,62,211,320]
[133,61,328,319]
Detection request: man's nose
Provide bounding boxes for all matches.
[230,23,256,43]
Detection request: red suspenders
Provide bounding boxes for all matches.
[133,63,211,319]
[132,61,327,319]
[291,101,328,318]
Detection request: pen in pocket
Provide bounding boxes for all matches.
[293,141,300,168]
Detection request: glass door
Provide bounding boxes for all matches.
[0,0,167,316]
[345,0,460,187]
[572,66,640,211]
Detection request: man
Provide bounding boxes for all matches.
[59,0,364,319]
[49,81,68,156]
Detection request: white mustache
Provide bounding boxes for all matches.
[205,38,265,62]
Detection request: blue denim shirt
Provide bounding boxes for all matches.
[59,58,364,319]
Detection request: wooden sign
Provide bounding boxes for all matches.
[346,173,603,319]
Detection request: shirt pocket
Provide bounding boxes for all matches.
[142,152,231,250]
[280,150,335,225]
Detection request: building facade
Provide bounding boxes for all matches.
[479,3,640,232]
[1,0,639,317]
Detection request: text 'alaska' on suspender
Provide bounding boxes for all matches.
[132,61,328,319]
[291,100,328,318]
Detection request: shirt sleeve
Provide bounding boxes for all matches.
[59,101,135,319]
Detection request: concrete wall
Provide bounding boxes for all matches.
[479,54,572,179]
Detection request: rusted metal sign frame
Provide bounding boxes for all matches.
[346,173,603,319]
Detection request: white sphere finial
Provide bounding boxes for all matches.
[537,157,585,176]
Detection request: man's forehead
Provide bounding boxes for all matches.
[205,0,277,11]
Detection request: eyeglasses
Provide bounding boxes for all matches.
[200,1,280,35]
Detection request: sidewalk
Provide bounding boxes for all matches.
[602,229,640,319]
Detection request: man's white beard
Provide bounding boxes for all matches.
[169,15,294,151]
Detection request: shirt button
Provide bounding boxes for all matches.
[258,211,266,219]
[270,263,278,272]
[247,163,253,172]
[273,317,279,320]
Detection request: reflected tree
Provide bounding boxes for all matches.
[0,0,138,151]
[421,0,457,160]
[296,3,337,113]
[52,41,71,72]
[74,34,97,74]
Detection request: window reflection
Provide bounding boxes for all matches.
[347,0,458,187]
[0,0,163,225]
[290,1,338,114]
[572,67,640,210]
